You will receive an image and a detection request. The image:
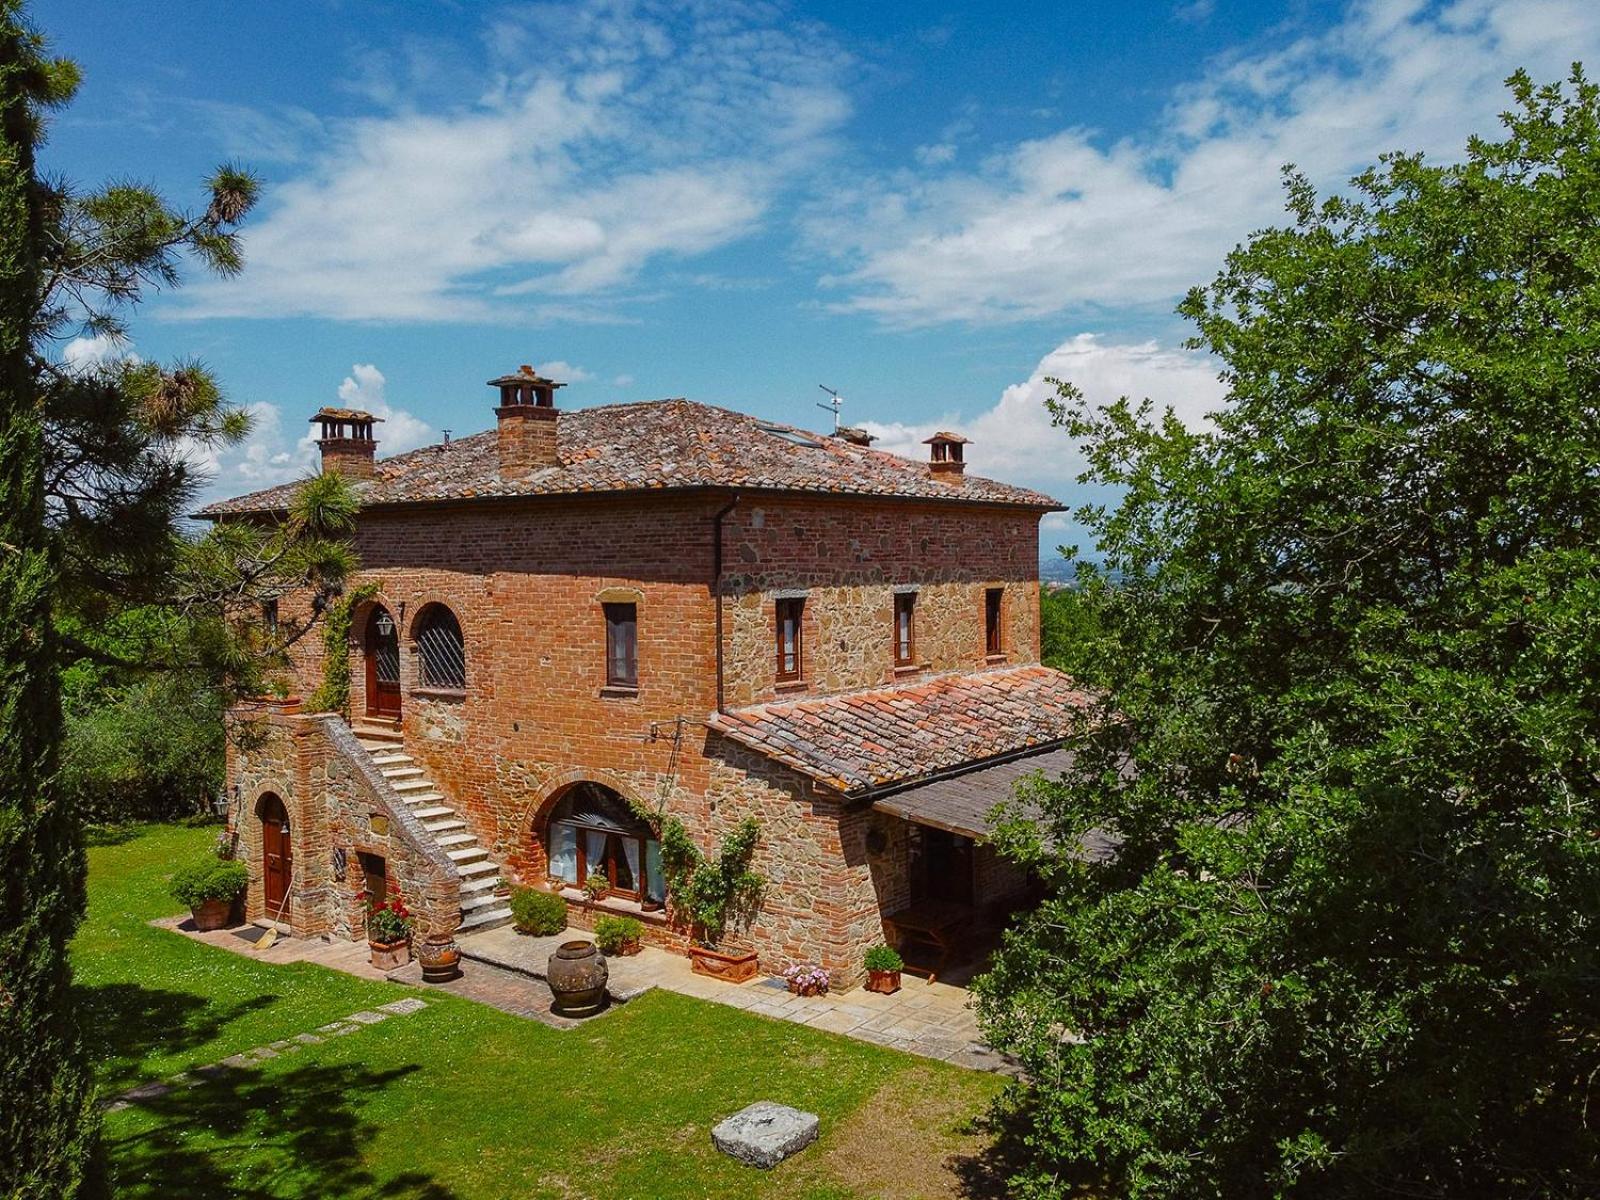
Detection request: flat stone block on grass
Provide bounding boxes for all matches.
[711,1101,819,1169]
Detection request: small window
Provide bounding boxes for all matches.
[984,587,1004,656]
[604,603,638,688]
[776,597,804,683]
[262,598,279,634]
[894,593,916,667]
[416,605,467,689]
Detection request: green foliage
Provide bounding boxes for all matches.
[1037,582,1112,687]
[365,897,413,945]
[305,580,378,716]
[508,887,567,936]
[981,68,1600,1198]
[582,872,610,900]
[659,817,762,948]
[594,915,643,954]
[0,7,104,1194]
[167,858,247,908]
[863,945,903,973]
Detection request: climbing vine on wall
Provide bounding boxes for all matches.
[305,582,379,716]
[659,815,763,948]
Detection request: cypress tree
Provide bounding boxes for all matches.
[0,4,103,1195]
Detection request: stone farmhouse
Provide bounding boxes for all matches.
[201,365,1090,987]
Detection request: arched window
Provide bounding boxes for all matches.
[415,604,466,690]
[546,783,664,905]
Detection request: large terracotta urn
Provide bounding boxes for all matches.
[546,940,608,1015]
[417,933,461,983]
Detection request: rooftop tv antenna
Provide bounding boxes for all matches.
[817,384,844,433]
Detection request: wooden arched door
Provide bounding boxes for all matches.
[260,793,292,916]
[364,605,401,718]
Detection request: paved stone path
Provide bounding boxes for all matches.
[158,915,1019,1074]
[105,997,429,1111]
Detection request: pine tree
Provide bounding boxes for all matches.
[0,5,103,1194]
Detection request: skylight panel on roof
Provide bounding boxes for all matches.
[756,423,823,448]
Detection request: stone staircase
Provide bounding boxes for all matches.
[350,719,512,935]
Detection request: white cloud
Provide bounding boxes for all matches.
[186,0,851,322]
[811,0,1600,325]
[613,373,635,387]
[914,142,957,166]
[864,334,1228,547]
[535,360,593,384]
[61,333,137,374]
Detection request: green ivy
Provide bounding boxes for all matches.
[659,816,762,948]
[305,582,378,716]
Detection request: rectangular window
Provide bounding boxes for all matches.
[262,598,279,634]
[894,592,916,667]
[985,587,1004,656]
[604,602,638,687]
[776,597,804,682]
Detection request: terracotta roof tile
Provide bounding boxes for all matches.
[706,664,1092,795]
[197,398,1059,517]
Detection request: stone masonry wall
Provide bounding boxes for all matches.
[231,489,1045,984]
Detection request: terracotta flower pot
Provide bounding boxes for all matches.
[547,940,608,1015]
[611,937,642,957]
[369,938,410,971]
[190,898,234,932]
[866,968,902,995]
[689,945,758,983]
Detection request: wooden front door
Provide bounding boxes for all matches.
[261,793,292,916]
[364,605,401,718]
[913,826,974,907]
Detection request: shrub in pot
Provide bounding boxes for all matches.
[594,915,643,956]
[367,897,413,970]
[784,962,831,997]
[660,816,764,982]
[864,944,903,994]
[582,873,609,902]
[510,886,567,936]
[170,859,249,931]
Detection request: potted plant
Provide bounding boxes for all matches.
[594,915,644,956]
[170,858,249,931]
[582,873,610,903]
[367,896,413,970]
[864,944,903,995]
[660,816,764,982]
[783,963,830,997]
[509,886,567,936]
[492,876,512,899]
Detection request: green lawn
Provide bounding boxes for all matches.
[75,823,1004,1199]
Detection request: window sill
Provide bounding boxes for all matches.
[892,663,924,676]
[774,680,808,694]
[599,685,639,699]
[411,687,466,701]
[984,653,1009,665]
[553,886,670,925]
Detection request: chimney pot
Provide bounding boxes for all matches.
[923,431,968,477]
[310,407,381,479]
[490,362,565,474]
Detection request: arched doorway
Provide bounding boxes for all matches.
[364,604,401,718]
[260,793,292,916]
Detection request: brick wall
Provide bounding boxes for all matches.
[233,488,1045,986]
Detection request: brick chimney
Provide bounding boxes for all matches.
[490,364,565,474]
[923,431,968,478]
[834,426,875,447]
[310,408,382,479]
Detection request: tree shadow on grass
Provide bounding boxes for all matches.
[947,1098,1106,1200]
[75,982,277,1096]
[105,1058,460,1199]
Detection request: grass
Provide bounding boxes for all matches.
[75,823,1006,1199]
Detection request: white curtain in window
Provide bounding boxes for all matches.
[584,829,608,882]
[621,837,641,893]
[549,823,578,883]
[645,839,665,902]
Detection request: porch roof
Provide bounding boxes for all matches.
[869,746,1077,839]
[705,664,1093,795]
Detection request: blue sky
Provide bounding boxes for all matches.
[38,0,1600,554]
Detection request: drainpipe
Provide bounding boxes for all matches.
[711,493,740,714]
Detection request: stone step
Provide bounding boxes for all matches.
[390,778,434,793]
[369,752,412,766]
[460,890,501,913]
[423,818,467,835]
[447,846,489,864]
[352,727,402,743]
[460,874,500,894]
[358,739,397,752]
[435,832,477,848]
[413,805,454,821]
[457,904,513,934]
[380,767,426,782]
[456,858,497,878]
[398,792,444,806]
